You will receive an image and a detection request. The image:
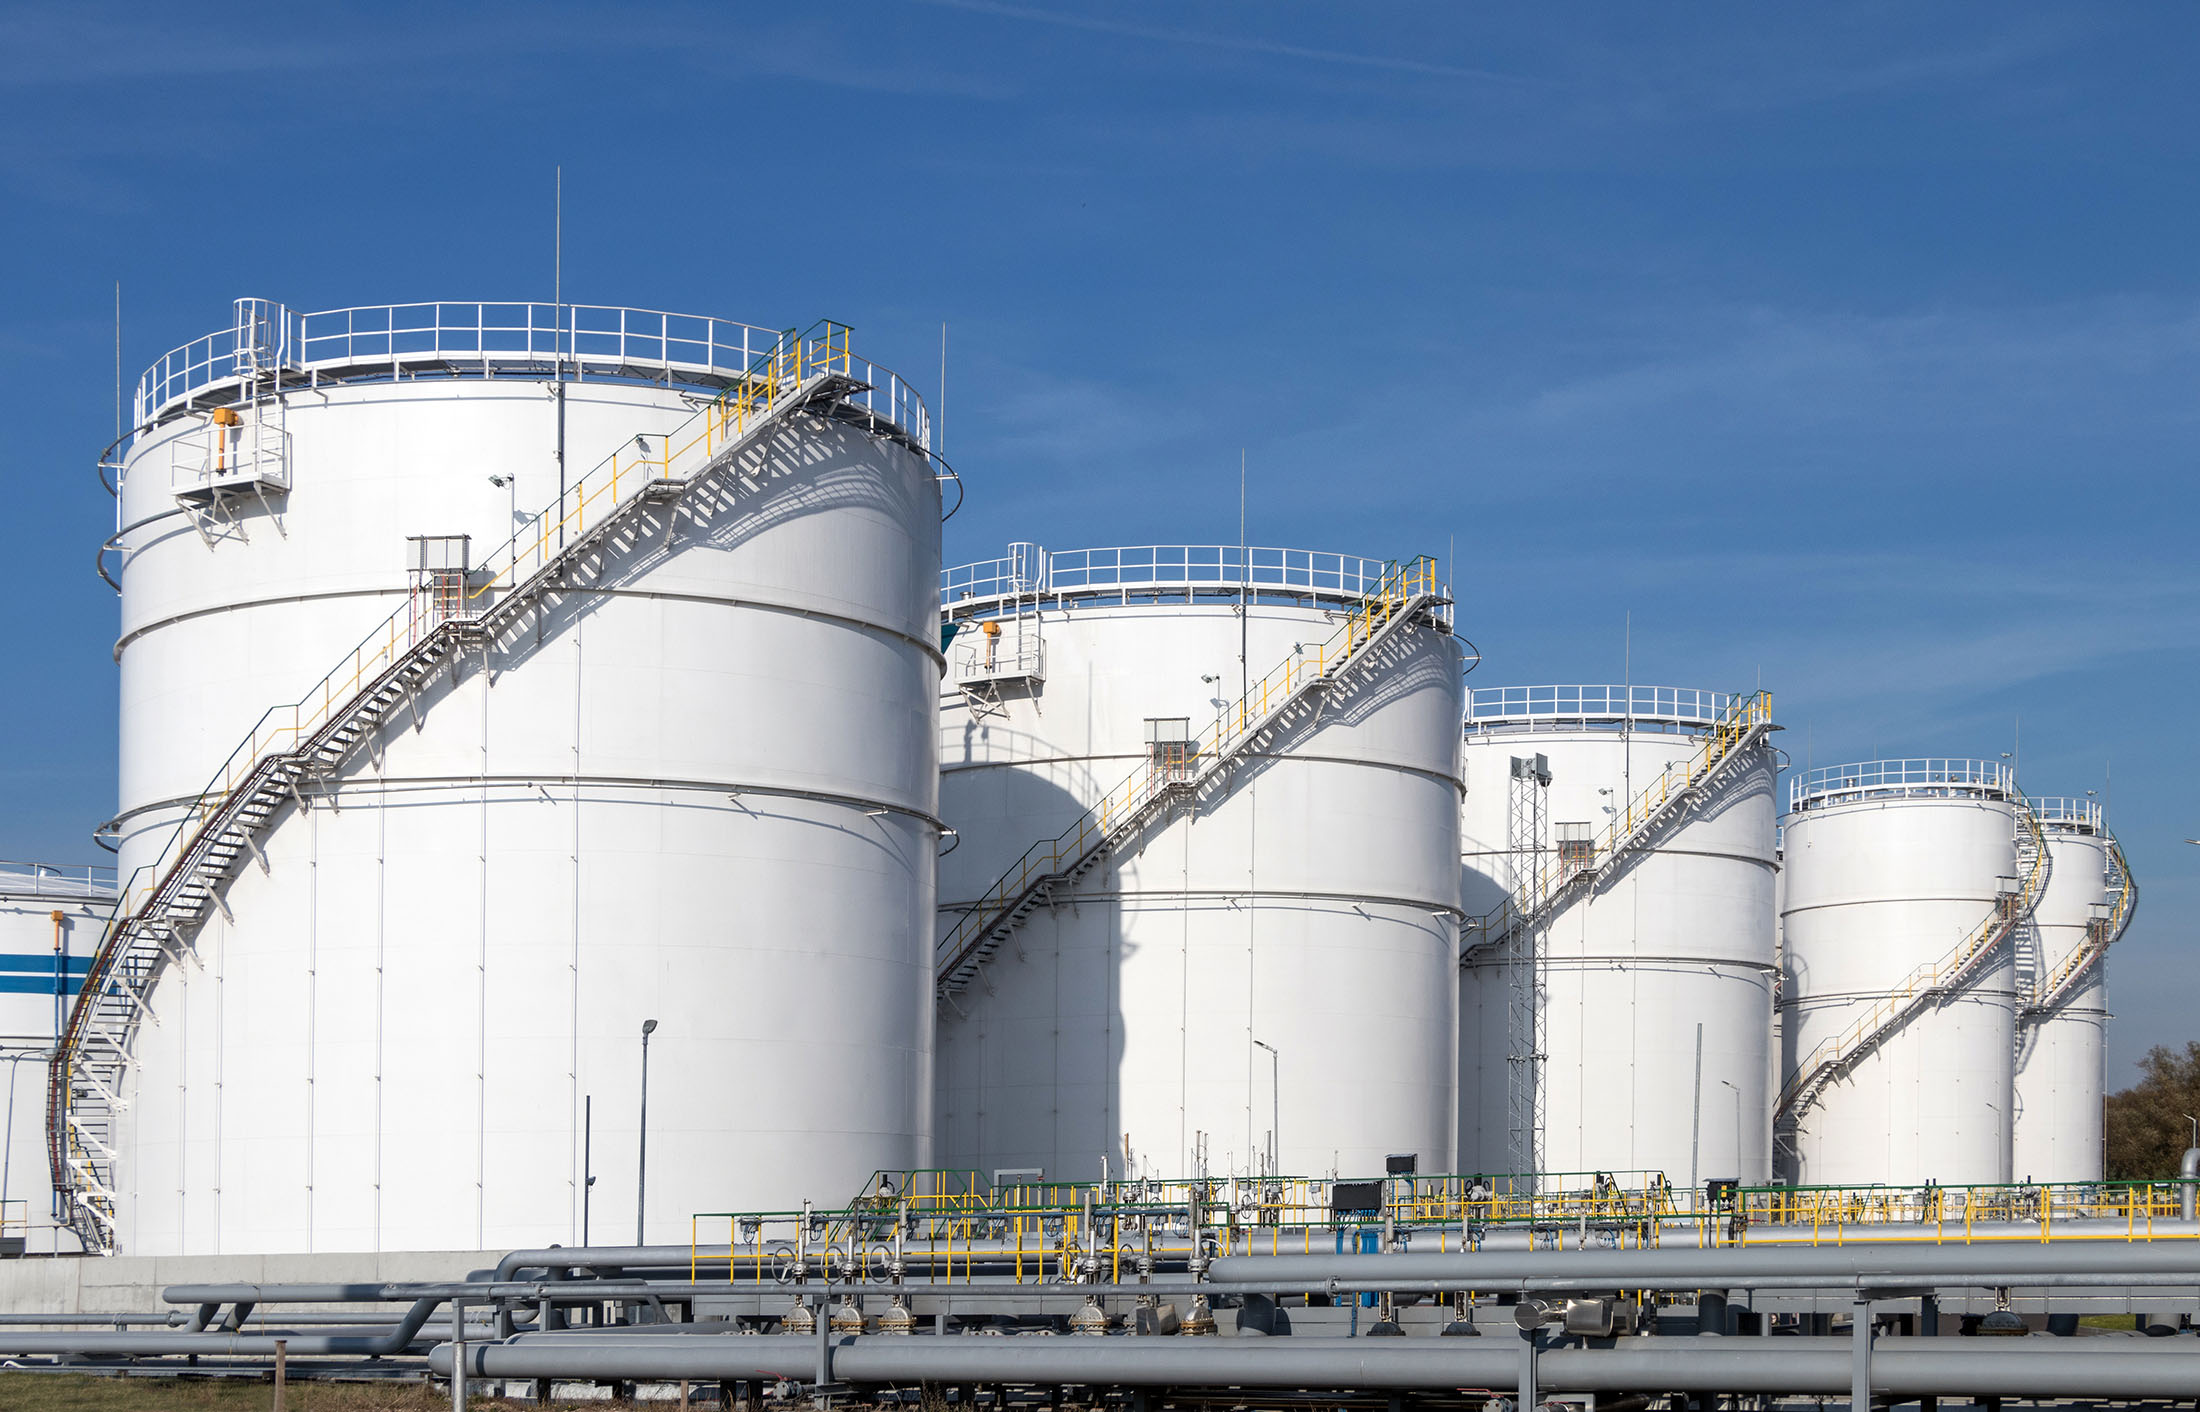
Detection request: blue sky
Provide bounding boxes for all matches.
[2,4,2194,1082]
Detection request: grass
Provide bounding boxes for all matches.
[0,1373,590,1412]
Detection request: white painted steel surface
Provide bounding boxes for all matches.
[935,546,1464,1183]
[0,864,113,1255]
[2012,799,2109,1184]
[108,300,938,1255]
[1457,687,1777,1185]
[1779,762,2018,1186]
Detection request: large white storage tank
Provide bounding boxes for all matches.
[1777,759,2026,1187]
[934,545,1465,1182]
[93,299,939,1255]
[0,863,113,1255]
[2011,797,2121,1183]
[1457,686,1778,1188]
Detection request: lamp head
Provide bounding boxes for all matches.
[641,1019,658,1036]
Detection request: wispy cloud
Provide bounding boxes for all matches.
[913,0,1533,85]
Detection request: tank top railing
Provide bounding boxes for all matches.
[935,557,1449,998]
[53,320,915,1253]
[1776,795,2052,1128]
[1466,689,1776,956]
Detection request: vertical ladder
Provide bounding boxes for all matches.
[1503,753,1550,1179]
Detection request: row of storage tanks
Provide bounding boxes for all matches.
[8,298,2129,1257]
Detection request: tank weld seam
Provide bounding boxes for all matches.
[1462,846,1776,865]
[116,586,939,664]
[111,774,943,831]
[938,886,1460,915]
[1468,955,1780,975]
[1780,894,2014,915]
[943,752,1462,789]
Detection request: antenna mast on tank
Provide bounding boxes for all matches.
[554,165,566,549]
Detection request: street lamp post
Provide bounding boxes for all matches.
[637,1019,658,1246]
[1252,1039,1279,1176]
[1719,1079,1742,1180]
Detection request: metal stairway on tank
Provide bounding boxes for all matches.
[49,323,886,1254]
[933,557,1451,1001]
[2021,829,2136,1024]
[1462,690,1778,963]
[1775,795,2053,1146]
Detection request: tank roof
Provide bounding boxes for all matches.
[941,543,1436,620]
[0,860,116,903]
[1464,684,1737,735]
[1788,758,2014,813]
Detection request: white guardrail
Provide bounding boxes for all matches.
[133,299,930,449]
[2028,796,2104,831]
[1465,684,1735,731]
[0,862,117,901]
[943,544,1402,607]
[1789,758,2015,812]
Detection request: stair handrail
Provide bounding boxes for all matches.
[1777,791,2052,1122]
[935,556,1448,989]
[2026,829,2136,1015]
[52,321,897,1240]
[1466,689,1775,955]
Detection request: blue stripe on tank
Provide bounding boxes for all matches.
[0,955,92,974]
[0,976,85,994]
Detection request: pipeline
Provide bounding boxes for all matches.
[1208,1241,2200,1291]
[432,1332,2200,1399]
[2183,1147,2200,1223]
[0,1296,443,1357]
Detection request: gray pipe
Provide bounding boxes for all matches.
[0,1297,443,1357]
[1209,1242,2200,1290]
[2182,1148,2199,1223]
[432,1332,2200,1398]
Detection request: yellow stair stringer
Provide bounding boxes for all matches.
[49,323,873,1254]
[1777,793,2053,1134]
[934,557,1451,1000]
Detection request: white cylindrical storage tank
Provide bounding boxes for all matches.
[935,546,1464,1183]
[1457,686,1777,1189]
[100,300,938,1255]
[1778,759,2021,1187]
[2011,797,2111,1184]
[0,863,113,1255]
